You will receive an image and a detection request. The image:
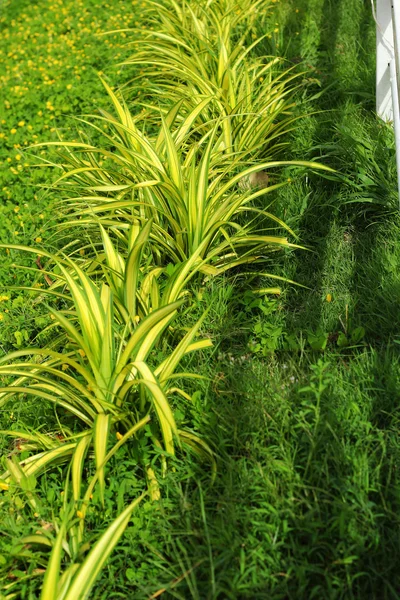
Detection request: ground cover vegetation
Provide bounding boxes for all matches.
[1,0,400,598]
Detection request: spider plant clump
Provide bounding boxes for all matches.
[38,82,331,293]
[121,0,302,161]
[37,492,147,600]
[0,226,213,506]
[0,226,214,600]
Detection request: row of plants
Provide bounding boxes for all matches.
[0,0,332,597]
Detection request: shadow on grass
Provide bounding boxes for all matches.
[157,348,400,599]
[158,1,400,598]
[275,0,396,348]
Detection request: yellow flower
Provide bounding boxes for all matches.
[14,206,19,212]
[61,363,69,371]
[76,510,84,519]
[15,154,21,161]
[37,110,43,116]
[35,237,42,243]
[18,121,25,127]
[66,84,72,90]
[78,348,86,358]
[0,482,9,491]
[326,293,332,303]
[116,432,123,441]
[0,314,3,321]
[10,128,17,134]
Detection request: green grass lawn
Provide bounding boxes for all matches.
[0,0,138,350]
[1,0,400,598]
